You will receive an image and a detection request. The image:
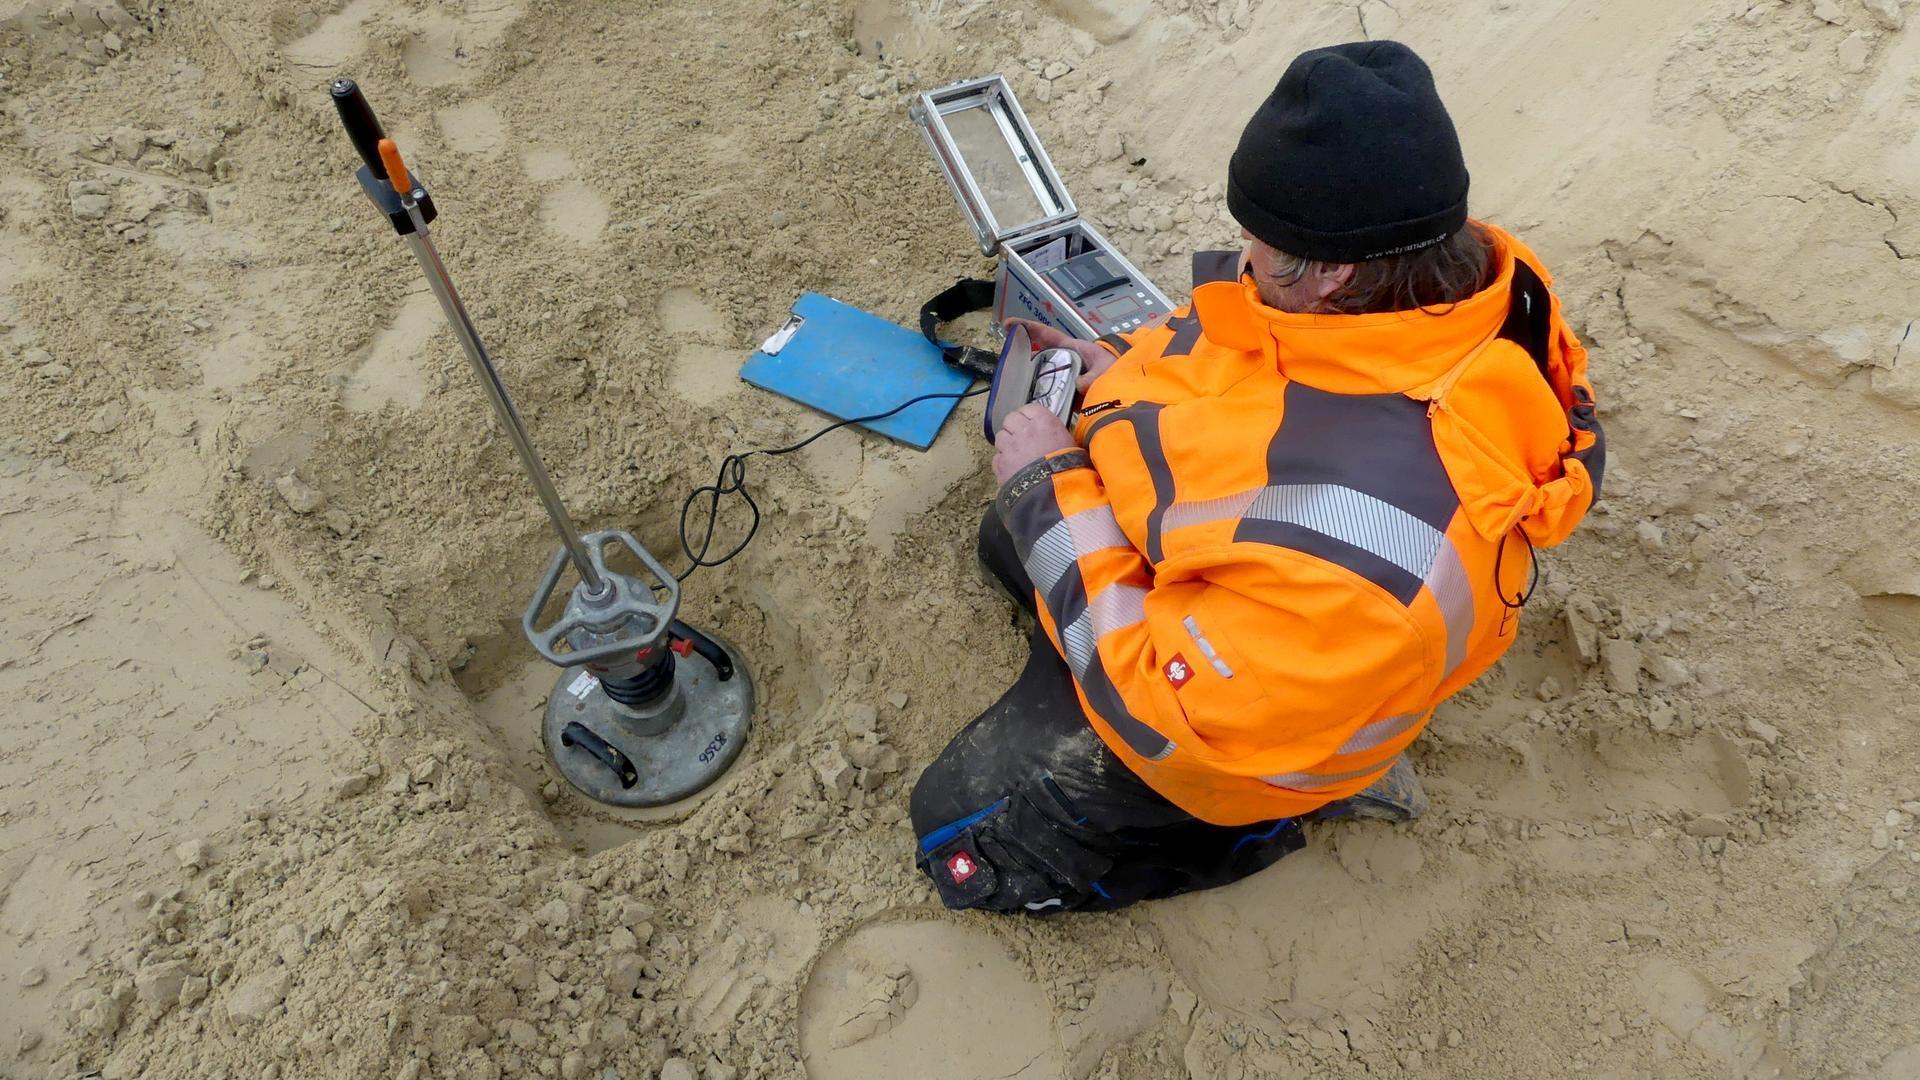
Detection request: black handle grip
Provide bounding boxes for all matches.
[330,77,388,180]
[669,620,735,682]
[560,722,638,789]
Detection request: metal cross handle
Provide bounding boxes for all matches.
[328,77,609,599]
[522,530,681,668]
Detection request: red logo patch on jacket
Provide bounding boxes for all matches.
[946,851,978,883]
[1163,654,1194,688]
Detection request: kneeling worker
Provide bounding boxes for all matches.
[910,41,1605,913]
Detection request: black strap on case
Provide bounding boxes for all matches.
[919,278,999,380]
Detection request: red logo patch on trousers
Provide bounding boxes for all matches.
[1163,654,1194,688]
[946,851,978,883]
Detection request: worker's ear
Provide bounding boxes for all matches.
[1313,262,1356,302]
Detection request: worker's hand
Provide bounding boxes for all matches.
[993,403,1077,485]
[1003,318,1116,393]
[1076,343,1120,393]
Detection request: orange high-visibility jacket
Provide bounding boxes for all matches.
[994,224,1603,825]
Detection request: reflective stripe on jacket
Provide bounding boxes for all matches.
[993,223,1603,825]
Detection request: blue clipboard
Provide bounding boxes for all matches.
[739,292,973,450]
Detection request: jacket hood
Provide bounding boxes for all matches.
[1191,225,1519,395]
[1190,224,1602,548]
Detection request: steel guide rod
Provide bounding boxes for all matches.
[398,214,608,598]
[328,76,606,599]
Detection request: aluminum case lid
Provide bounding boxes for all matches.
[911,75,1078,256]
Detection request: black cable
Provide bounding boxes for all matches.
[1494,526,1540,610]
[677,386,989,579]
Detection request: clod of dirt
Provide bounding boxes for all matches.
[1602,638,1643,695]
[67,987,123,1039]
[845,704,878,736]
[812,743,856,800]
[1838,31,1872,74]
[1684,815,1731,839]
[66,179,111,220]
[330,772,371,799]
[133,960,190,1011]
[225,969,290,1025]
[172,838,211,870]
[1564,597,1603,664]
[87,404,125,434]
[1645,653,1692,686]
[274,473,326,515]
[607,952,645,997]
[1864,0,1904,29]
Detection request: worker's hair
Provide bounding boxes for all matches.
[1270,221,1498,315]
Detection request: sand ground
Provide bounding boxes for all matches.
[4,0,1920,1077]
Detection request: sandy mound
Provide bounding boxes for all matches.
[4,0,1920,1078]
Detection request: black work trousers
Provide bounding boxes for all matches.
[908,510,1304,914]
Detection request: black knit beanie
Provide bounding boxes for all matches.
[1227,41,1469,264]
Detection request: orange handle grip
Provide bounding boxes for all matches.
[377,138,411,195]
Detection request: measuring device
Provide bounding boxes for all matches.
[911,75,1174,342]
[329,79,753,808]
[983,324,1079,442]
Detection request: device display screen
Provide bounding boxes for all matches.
[1046,252,1130,300]
[1101,295,1141,318]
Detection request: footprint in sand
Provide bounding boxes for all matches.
[341,291,442,413]
[278,0,526,86]
[194,328,268,391]
[277,0,381,74]
[656,287,740,406]
[519,146,575,181]
[0,213,52,331]
[399,20,465,87]
[798,919,1060,1079]
[537,182,610,245]
[515,147,610,246]
[437,100,507,158]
